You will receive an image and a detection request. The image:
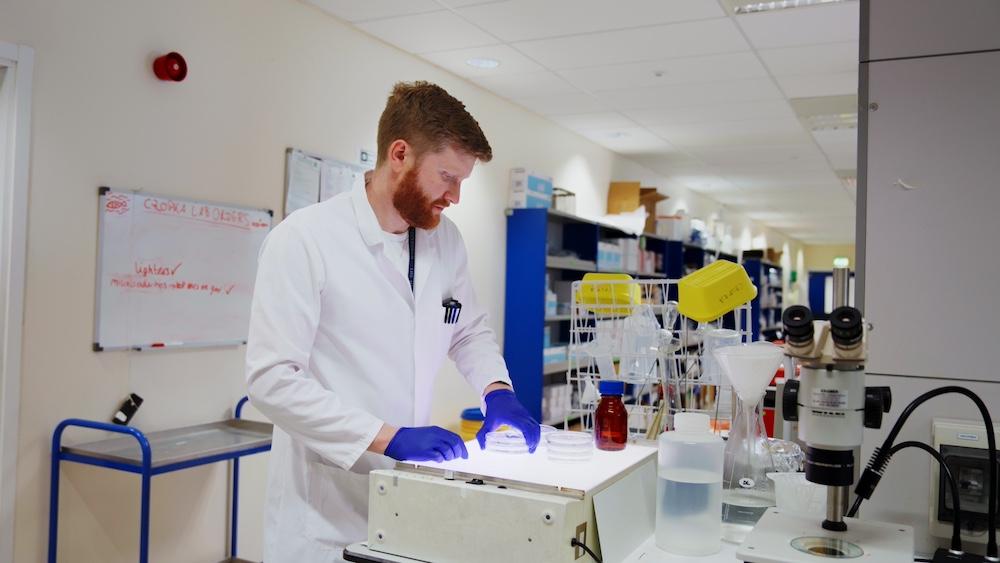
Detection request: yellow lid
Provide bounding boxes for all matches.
[677,260,757,322]
[575,273,641,317]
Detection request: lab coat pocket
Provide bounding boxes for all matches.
[303,460,370,548]
[437,321,456,357]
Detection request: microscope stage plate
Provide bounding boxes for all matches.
[736,508,914,562]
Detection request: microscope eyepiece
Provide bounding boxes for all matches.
[782,305,814,347]
[830,306,864,348]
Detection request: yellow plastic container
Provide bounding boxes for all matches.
[575,273,641,317]
[678,260,757,323]
[459,408,484,442]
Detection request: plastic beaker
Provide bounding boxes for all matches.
[768,472,826,516]
[701,329,741,385]
[621,304,661,383]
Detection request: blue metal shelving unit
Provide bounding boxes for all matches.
[48,396,271,563]
[504,208,688,424]
[743,258,783,341]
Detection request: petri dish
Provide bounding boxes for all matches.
[485,429,528,454]
[545,431,594,462]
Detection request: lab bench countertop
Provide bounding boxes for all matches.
[345,539,740,562]
[624,537,739,562]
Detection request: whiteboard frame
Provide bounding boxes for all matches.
[0,42,32,563]
[94,186,273,352]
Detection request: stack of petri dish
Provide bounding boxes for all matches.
[545,431,594,462]
[485,425,556,455]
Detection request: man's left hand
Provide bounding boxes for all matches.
[476,389,541,453]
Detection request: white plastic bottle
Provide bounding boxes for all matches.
[655,413,724,556]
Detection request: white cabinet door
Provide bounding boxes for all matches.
[863,50,1000,381]
[866,0,1000,61]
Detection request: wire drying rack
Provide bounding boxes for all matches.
[565,278,751,439]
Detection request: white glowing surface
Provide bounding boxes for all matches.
[401,440,657,492]
[715,344,783,403]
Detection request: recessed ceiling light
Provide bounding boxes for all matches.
[734,0,852,14]
[807,112,858,131]
[465,57,500,69]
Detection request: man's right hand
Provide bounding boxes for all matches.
[383,426,469,462]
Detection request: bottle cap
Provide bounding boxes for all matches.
[598,380,625,396]
[460,407,485,421]
[674,412,711,433]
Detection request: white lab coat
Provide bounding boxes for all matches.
[245,181,511,562]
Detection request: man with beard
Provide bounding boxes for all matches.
[245,81,540,563]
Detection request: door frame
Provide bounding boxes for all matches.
[0,41,33,563]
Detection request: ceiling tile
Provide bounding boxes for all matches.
[559,52,769,92]
[595,78,783,111]
[690,143,828,167]
[471,71,581,99]
[547,112,637,131]
[512,18,749,70]
[812,128,858,170]
[458,0,724,42]
[420,44,545,77]
[356,11,498,54]
[577,127,675,154]
[439,0,509,7]
[777,72,857,98]
[625,100,797,126]
[736,3,859,50]
[651,118,809,148]
[757,41,858,76]
[306,0,441,23]
[630,153,711,178]
[513,92,607,115]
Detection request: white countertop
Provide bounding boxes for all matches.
[347,537,741,563]
[624,538,741,563]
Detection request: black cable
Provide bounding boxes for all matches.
[892,442,964,554]
[849,441,965,554]
[571,538,602,563]
[850,386,997,560]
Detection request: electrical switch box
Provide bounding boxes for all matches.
[930,418,1000,544]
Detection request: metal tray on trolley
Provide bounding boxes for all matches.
[62,419,273,468]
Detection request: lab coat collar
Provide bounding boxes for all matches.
[350,179,439,248]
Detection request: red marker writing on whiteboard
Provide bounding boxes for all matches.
[149,341,183,348]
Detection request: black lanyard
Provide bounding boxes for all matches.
[407,227,415,294]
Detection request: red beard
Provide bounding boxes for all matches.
[393,167,448,230]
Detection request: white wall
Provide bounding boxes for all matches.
[1,1,806,561]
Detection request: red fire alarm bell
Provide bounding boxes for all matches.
[153,52,187,82]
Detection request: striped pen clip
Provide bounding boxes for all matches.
[442,298,462,324]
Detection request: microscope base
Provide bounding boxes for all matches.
[736,508,913,562]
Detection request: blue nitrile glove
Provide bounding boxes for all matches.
[476,389,541,453]
[384,426,469,462]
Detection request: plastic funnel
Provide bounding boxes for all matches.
[714,343,783,403]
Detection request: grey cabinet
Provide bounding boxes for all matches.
[861,50,1000,381]
[865,0,1000,61]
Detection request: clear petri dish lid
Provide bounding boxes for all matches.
[545,431,592,448]
[485,429,529,454]
[548,450,594,462]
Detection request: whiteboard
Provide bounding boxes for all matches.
[94,187,273,351]
[284,148,370,217]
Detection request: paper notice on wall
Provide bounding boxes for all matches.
[284,151,322,216]
[320,161,363,202]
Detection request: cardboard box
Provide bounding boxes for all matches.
[509,168,553,209]
[607,181,668,233]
